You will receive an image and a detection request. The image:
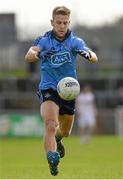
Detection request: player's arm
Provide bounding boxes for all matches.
[79,49,98,63]
[75,38,98,63]
[25,46,41,62]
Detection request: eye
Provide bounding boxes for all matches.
[56,21,62,25]
[64,22,68,25]
[56,21,68,25]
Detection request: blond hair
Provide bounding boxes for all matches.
[52,6,71,19]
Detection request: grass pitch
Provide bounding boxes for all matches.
[0,136,123,179]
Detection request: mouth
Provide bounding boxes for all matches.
[58,31,65,35]
[59,31,64,32]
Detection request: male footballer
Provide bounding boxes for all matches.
[25,6,98,176]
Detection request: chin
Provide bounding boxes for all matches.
[54,30,66,39]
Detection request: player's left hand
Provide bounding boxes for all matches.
[88,50,98,63]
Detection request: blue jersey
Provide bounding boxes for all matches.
[33,30,89,90]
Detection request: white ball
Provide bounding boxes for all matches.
[57,77,80,100]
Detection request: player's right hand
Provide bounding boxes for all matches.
[25,46,41,62]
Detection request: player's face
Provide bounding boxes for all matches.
[51,14,70,40]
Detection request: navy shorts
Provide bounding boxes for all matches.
[37,88,75,115]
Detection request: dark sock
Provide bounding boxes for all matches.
[55,136,62,142]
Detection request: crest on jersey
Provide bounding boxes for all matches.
[51,52,71,66]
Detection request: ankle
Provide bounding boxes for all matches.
[47,151,60,161]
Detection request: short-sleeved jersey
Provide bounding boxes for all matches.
[33,30,89,90]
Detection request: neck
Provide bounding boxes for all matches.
[55,34,64,41]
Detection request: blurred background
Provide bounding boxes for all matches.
[0,0,123,137]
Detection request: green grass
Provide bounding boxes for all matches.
[0,136,123,179]
[0,70,29,79]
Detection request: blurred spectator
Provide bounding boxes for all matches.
[76,84,98,143]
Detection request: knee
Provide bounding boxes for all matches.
[45,119,59,134]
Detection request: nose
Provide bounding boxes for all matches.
[60,23,65,29]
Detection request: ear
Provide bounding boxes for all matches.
[51,19,53,27]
